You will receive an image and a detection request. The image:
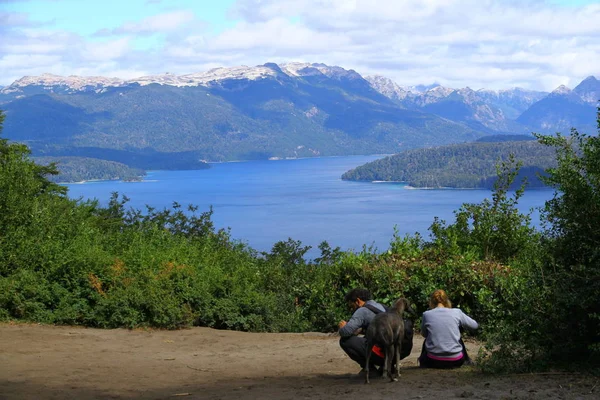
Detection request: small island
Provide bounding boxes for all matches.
[34,156,146,183]
[341,139,556,189]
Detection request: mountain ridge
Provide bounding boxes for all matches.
[0,63,484,171]
[1,62,597,182]
[1,62,371,96]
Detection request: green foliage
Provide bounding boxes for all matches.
[428,155,540,264]
[342,140,556,188]
[534,107,600,365]
[479,106,600,372]
[33,156,145,183]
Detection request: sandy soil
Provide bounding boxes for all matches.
[0,323,597,400]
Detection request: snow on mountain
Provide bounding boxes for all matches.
[364,75,412,101]
[2,66,595,134]
[279,62,323,77]
[543,84,587,104]
[412,85,455,106]
[121,65,284,87]
[279,62,362,80]
[552,85,572,95]
[176,65,282,86]
[4,73,125,93]
[410,83,441,93]
[366,75,551,122]
[454,87,479,103]
[495,88,548,108]
[129,72,189,86]
[364,77,555,131]
[573,76,600,105]
[1,63,360,94]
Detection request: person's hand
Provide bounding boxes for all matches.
[338,320,347,329]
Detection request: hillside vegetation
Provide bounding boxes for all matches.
[1,107,599,373]
[33,156,145,183]
[342,140,556,188]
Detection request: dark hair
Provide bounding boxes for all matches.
[344,288,372,303]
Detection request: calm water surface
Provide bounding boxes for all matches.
[66,156,554,258]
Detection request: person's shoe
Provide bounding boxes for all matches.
[464,358,475,366]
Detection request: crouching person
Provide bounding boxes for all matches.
[419,289,478,369]
[338,288,413,373]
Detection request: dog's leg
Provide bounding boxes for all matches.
[395,341,402,380]
[365,341,372,384]
[385,346,395,382]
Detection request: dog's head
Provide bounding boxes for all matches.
[391,297,415,316]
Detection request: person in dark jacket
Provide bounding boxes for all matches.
[338,288,388,371]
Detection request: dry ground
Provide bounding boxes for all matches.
[0,323,598,399]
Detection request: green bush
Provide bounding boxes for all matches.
[479,107,600,371]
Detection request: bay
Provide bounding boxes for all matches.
[65,155,554,258]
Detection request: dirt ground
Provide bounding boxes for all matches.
[0,323,597,400]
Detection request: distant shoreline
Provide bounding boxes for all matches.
[61,154,390,184]
[208,153,392,164]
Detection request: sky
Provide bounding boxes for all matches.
[1,0,599,91]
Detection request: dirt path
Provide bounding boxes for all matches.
[0,323,597,399]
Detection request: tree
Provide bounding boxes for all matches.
[533,106,600,364]
[428,154,538,264]
[0,109,67,234]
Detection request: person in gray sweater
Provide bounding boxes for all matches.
[338,288,387,370]
[419,289,478,369]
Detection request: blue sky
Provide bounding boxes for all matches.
[3,0,237,33]
[552,0,599,5]
[1,0,600,90]
[2,0,238,50]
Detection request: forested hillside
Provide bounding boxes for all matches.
[341,141,556,188]
[33,157,145,183]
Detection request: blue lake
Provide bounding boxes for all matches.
[65,155,554,258]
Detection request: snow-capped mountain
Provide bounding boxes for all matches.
[365,75,549,132]
[411,86,456,107]
[573,76,600,105]
[3,73,126,95]
[1,66,284,94]
[0,63,369,96]
[281,62,363,81]
[552,85,572,96]
[1,63,597,135]
[364,75,412,101]
[517,78,599,133]
[1,62,484,168]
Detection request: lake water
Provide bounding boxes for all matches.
[65,155,554,258]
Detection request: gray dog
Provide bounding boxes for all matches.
[364,298,412,383]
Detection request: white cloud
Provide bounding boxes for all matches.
[96,10,196,36]
[0,28,76,54]
[219,0,600,90]
[81,37,132,61]
[0,54,62,71]
[1,1,599,91]
[208,18,350,52]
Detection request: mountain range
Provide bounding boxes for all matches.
[365,75,599,134]
[0,62,598,174]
